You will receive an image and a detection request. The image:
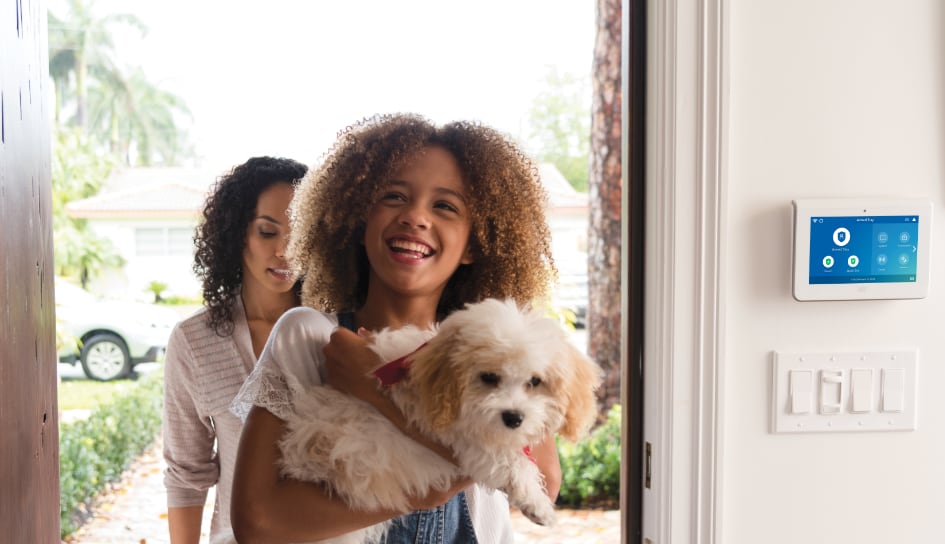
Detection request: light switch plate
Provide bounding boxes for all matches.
[771,350,917,433]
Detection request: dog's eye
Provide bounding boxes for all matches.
[528,376,542,388]
[479,372,500,386]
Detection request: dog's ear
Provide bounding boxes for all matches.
[558,343,602,442]
[408,337,464,433]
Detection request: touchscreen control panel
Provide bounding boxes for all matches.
[793,199,931,301]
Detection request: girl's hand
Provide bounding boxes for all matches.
[323,327,382,400]
[323,326,457,464]
[406,478,474,511]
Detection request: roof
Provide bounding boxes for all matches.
[64,164,588,219]
[538,163,589,211]
[65,181,209,219]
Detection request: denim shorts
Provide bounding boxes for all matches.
[381,491,478,543]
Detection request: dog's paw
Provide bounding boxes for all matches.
[519,501,557,527]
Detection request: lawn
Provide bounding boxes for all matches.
[58,378,143,411]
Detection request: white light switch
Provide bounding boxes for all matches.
[882,368,905,413]
[772,350,917,433]
[790,370,812,414]
[820,369,843,414]
[850,368,873,413]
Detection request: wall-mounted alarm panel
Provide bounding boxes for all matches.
[792,199,932,301]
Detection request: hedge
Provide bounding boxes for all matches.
[59,371,163,537]
[557,403,621,508]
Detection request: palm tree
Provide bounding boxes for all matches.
[47,0,147,130]
[87,67,193,166]
[51,128,125,288]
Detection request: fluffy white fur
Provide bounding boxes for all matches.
[273,298,599,544]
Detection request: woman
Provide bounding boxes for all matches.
[162,156,307,543]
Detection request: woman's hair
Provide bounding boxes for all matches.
[194,156,308,336]
[289,113,555,316]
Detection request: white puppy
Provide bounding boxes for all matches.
[275,298,601,544]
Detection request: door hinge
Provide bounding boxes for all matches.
[645,441,652,488]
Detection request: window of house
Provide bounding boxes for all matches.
[135,227,193,256]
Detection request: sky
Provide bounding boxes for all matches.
[91,0,597,172]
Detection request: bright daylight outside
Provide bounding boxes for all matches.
[51,1,621,542]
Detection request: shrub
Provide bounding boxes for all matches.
[556,403,621,507]
[59,371,163,537]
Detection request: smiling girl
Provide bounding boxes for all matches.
[230,115,557,543]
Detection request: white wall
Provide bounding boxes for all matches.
[86,218,199,301]
[723,1,945,542]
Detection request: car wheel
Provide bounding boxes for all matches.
[80,333,132,381]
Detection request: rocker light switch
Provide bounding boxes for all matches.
[882,368,905,413]
[850,368,873,413]
[790,370,812,414]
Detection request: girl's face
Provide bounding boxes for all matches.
[363,145,474,302]
[242,182,297,296]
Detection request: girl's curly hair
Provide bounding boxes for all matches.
[289,113,556,316]
[194,156,308,336]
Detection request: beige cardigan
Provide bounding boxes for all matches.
[162,297,255,538]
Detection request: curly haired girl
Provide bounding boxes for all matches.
[163,156,307,543]
[231,115,558,543]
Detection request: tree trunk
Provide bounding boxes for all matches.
[588,0,622,418]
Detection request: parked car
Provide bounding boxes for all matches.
[553,268,588,329]
[55,278,180,381]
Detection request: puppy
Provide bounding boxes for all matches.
[278,298,601,544]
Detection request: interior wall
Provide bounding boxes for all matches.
[723,1,945,542]
[0,0,58,540]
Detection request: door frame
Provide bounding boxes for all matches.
[641,0,727,543]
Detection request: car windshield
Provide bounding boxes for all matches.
[54,279,98,306]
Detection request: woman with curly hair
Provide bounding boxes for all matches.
[230,114,559,543]
[162,156,308,543]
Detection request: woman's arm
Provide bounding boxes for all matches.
[230,405,468,544]
[167,506,203,544]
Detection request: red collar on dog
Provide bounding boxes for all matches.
[373,343,428,386]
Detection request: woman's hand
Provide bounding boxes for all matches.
[323,327,383,401]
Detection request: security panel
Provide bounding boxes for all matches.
[793,199,932,301]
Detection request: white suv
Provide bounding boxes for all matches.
[55,279,180,381]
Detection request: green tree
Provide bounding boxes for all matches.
[51,128,125,288]
[527,69,592,192]
[47,0,148,130]
[48,0,192,166]
[87,67,193,166]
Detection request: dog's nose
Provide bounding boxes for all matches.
[502,410,524,429]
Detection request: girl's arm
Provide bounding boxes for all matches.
[322,327,456,462]
[230,405,468,544]
[530,434,563,500]
[324,327,563,499]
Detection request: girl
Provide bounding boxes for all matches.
[230,114,559,543]
[163,156,308,543]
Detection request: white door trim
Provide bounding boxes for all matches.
[643,0,727,542]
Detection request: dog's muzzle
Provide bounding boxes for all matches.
[501,410,524,429]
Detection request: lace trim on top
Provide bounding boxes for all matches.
[229,365,294,422]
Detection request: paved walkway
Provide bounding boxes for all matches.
[63,438,619,544]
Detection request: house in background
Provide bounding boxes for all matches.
[65,168,218,301]
[66,164,589,306]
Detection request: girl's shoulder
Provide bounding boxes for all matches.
[276,306,337,330]
[267,307,339,348]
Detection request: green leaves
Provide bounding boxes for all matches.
[59,371,163,537]
[557,404,621,507]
